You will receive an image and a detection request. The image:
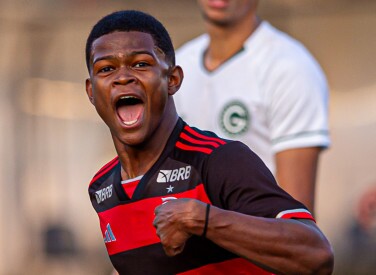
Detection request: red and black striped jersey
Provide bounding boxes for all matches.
[89,118,314,274]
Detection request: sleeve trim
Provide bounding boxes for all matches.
[276,208,316,222]
[271,130,329,145]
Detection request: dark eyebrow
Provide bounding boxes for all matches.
[131,50,155,57]
[93,55,116,65]
[93,50,156,65]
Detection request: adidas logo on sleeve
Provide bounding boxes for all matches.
[103,223,116,243]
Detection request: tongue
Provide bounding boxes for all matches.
[117,104,143,125]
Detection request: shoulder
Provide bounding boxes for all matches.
[249,23,327,99]
[176,34,209,63]
[89,156,119,188]
[175,123,230,156]
[251,21,324,76]
[255,22,310,56]
[175,122,260,162]
[208,140,270,174]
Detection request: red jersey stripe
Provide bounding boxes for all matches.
[90,157,119,186]
[176,141,213,154]
[279,212,316,222]
[99,184,211,256]
[184,125,226,145]
[178,257,272,275]
[180,132,220,148]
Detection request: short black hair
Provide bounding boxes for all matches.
[85,10,175,72]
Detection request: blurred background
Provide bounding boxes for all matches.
[0,0,375,274]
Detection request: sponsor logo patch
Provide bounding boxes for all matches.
[95,184,113,204]
[157,166,191,183]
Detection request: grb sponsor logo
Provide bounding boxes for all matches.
[157,166,191,183]
[95,184,113,204]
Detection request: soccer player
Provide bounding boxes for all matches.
[85,10,334,275]
[175,0,330,213]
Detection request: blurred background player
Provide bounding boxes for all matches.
[175,0,330,213]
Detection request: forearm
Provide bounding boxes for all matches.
[154,198,333,274]
[185,204,333,275]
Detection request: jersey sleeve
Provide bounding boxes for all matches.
[266,48,330,153]
[204,141,314,220]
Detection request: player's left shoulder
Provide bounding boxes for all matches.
[175,124,229,156]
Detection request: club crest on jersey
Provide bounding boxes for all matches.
[95,184,113,204]
[157,166,191,183]
[220,101,250,136]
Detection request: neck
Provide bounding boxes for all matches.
[204,15,261,71]
[115,99,178,180]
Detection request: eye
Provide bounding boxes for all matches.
[134,61,150,68]
[98,66,115,73]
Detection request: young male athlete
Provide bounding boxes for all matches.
[175,0,330,213]
[85,10,334,275]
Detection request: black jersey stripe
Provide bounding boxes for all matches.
[109,239,271,275]
[109,238,238,275]
[178,257,271,275]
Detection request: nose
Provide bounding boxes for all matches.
[112,66,136,86]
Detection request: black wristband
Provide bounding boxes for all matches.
[202,203,210,238]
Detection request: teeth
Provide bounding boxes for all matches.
[120,96,137,100]
[122,119,138,126]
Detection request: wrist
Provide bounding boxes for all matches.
[180,200,211,236]
[202,203,210,238]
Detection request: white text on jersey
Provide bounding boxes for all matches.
[157,166,191,183]
[95,184,113,204]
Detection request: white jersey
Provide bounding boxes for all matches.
[175,21,330,174]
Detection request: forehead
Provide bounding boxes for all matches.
[91,31,157,58]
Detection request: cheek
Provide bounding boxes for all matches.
[92,80,110,101]
[91,83,111,114]
[147,74,169,97]
[149,83,169,113]
[153,88,168,111]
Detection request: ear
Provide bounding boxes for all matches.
[167,65,184,96]
[85,78,95,105]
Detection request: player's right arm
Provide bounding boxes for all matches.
[202,202,333,275]
[154,198,334,275]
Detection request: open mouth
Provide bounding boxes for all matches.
[116,96,144,126]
